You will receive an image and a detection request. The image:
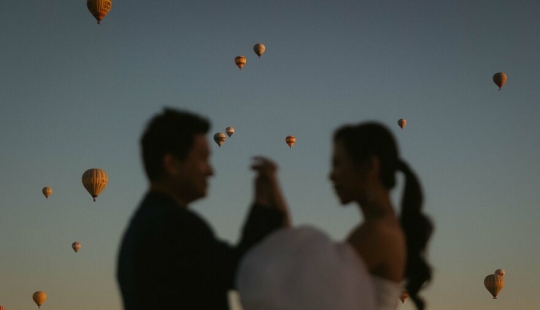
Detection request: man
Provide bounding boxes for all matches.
[117,108,288,309]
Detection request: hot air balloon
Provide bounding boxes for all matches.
[398,119,407,129]
[484,274,504,299]
[0,305,5,310]
[495,269,506,277]
[72,242,81,253]
[399,290,409,303]
[253,43,265,58]
[285,136,296,148]
[42,187,52,199]
[33,291,47,308]
[235,56,246,70]
[82,168,108,202]
[87,0,112,24]
[214,133,226,147]
[225,127,235,137]
[493,72,507,90]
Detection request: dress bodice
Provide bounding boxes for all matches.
[370,275,402,310]
[236,225,376,310]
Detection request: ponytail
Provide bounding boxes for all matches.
[333,122,434,310]
[397,160,433,310]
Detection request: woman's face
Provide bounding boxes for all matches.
[329,140,368,205]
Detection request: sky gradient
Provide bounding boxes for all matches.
[1,1,539,309]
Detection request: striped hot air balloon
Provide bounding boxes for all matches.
[32,291,47,308]
[87,0,112,25]
[72,242,81,253]
[285,136,296,148]
[0,305,5,310]
[82,168,108,202]
[399,290,409,303]
[484,274,504,299]
[235,56,247,70]
[42,187,52,199]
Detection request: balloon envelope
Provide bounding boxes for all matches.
[226,127,235,137]
[72,242,81,253]
[285,136,296,148]
[33,291,47,308]
[82,168,108,202]
[42,187,52,199]
[493,72,507,90]
[214,132,227,147]
[495,269,505,277]
[398,119,407,129]
[87,0,112,24]
[0,305,5,310]
[235,56,247,69]
[253,43,266,58]
[484,274,504,299]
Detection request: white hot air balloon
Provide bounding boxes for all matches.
[225,127,235,137]
[253,43,266,58]
[495,269,505,277]
[214,133,226,147]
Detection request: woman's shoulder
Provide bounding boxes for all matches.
[347,219,406,280]
[349,219,404,250]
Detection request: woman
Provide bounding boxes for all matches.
[237,122,433,310]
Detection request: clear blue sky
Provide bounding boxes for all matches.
[1,1,539,309]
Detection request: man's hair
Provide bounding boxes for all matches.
[140,108,210,182]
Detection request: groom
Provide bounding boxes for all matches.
[117,108,288,309]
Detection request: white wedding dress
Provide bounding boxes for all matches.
[236,226,402,310]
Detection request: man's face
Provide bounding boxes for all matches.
[174,134,214,204]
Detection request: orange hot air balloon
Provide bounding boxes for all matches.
[42,187,52,199]
[82,168,108,202]
[495,269,506,277]
[0,305,5,310]
[285,136,296,148]
[32,291,47,308]
[225,127,235,137]
[484,274,504,299]
[235,56,247,70]
[253,43,266,58]
[72,242,81,253]
[214,133,226,147]
[87,0,112,24]
[399,290,409,303]
[397,119,407,129]
[493,72,507,90]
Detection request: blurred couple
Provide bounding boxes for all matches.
[116,108,433,310]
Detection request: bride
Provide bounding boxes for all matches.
[236,122,433,310]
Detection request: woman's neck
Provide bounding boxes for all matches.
[357,187,395,221]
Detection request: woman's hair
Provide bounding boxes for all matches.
[334,122,433,310]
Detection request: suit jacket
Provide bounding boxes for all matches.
[117,191,284,309]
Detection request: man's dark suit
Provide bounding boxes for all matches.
[117,191,284,309]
